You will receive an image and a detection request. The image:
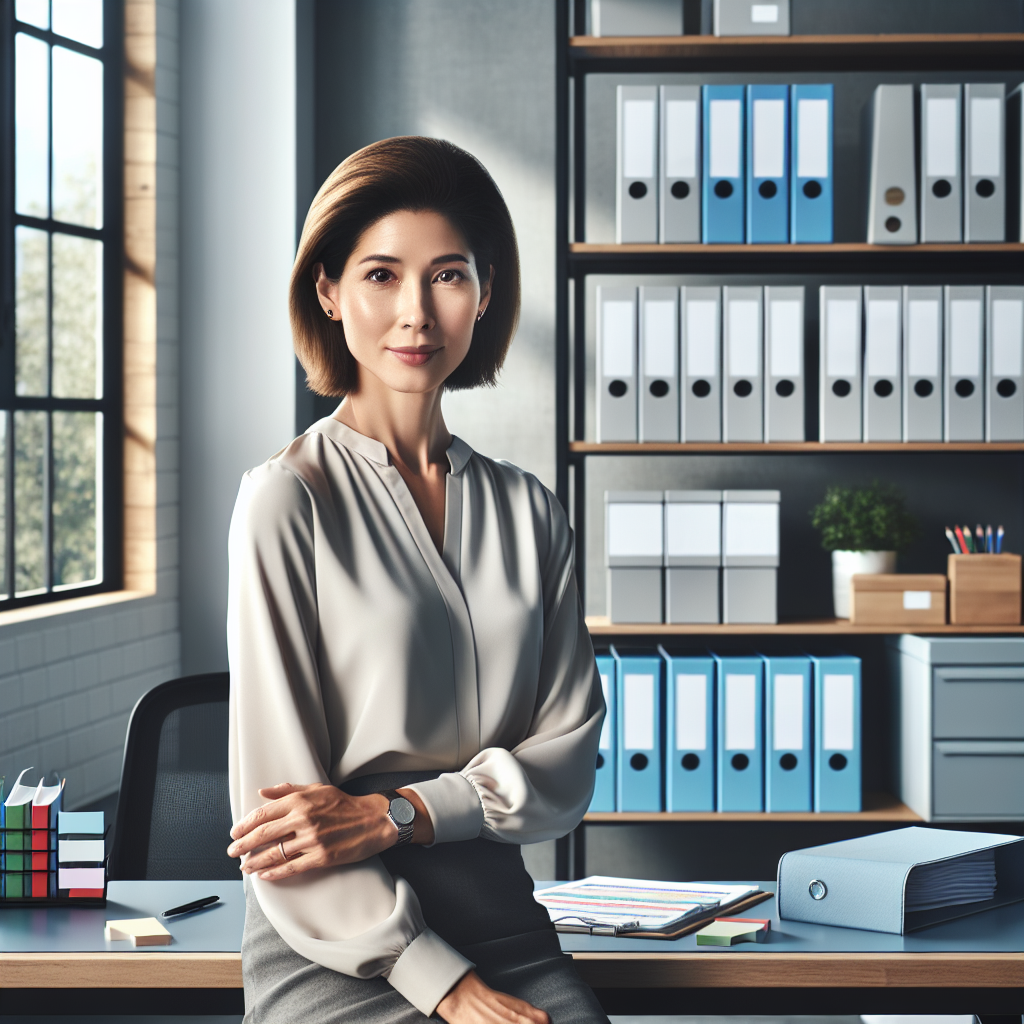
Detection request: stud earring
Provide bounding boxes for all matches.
[476,309,485,322]
[326,309,334,319]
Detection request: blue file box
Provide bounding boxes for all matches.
[590,652,617,812]
[810,652,862,811]
[746,84,790,243]
[712,651,764,811]
[702,85,745,243]
[660,646,715,811]
[790,84,834,243]
[612,646,663,812]
[763,654,812,812]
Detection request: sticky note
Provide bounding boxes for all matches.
[696,917,771,946]
[104,917,172,946]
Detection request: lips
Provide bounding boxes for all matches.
[389,347,441,366]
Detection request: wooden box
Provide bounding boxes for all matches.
[850,574,947,626]
[948,554,1022,625]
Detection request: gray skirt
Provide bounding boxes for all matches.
[241,771,609,1024]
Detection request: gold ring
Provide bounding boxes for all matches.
[279,840,289,863]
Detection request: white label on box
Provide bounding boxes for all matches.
[676,674,707,750]
[599,673,612,750]
[950,299,982,377]
[751,4,779,22]
[753,99,786,179]
[773,674,804,751]
[769,300,802,377]
[823,674,855,751]
[624,673,655,750]
[826,299,859,377]
[992,299,1024,377]
[666,502,721,557]
[686,300,719,376]
[623,99,656,179]
[903,590,932,610]
[602,300,634,377]
[725,673,757,750]
[926,97,958,177]
[970,97,1002,177]
[797,99,829,179]
[608,503,663,558]
[665,99,698,179]
[866,300,900,377]
[908,299,940,377]
[723,502,779,558]
[728,300,760,375]
[644,300,677,376]
[710,99,741,179]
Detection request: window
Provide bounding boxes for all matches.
[2,0,122,606]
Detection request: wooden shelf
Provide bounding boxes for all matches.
[585,615,1024,635]
[584,792,921,823]
[571,441,1024,454]
[571,242,1024,255]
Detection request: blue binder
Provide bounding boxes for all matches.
[589,652,617,812]
[790,84,833,243]
[702,85,745,243]
[659,646,715,812]
[762,654,812,812]
[809,653,861,812]
[746,84,790,243]
[612,646,663,812]
[712,651,764,811]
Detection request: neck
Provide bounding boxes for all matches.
[336,372,451,476]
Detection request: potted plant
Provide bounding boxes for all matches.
[810,483,919,619]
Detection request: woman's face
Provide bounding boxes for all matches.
[317,209,492,396]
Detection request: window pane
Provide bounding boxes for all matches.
[52,233,102,399]
[0,413,7,600]
[15,33,49,219]
[15,411,47,596]
[15,0,49,30]
[52,0,102,48]
[53,411,99,588]
[15,226,49,397]
[52,47,103,228]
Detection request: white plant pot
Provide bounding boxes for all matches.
[831,550,897,619]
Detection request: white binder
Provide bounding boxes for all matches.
[639,286,680,442]
[866,85,918,245]
[617,85,659,243]
[819,285,863,442]
[944,285,985,442]
[863,285,903,442]
[920,84,962,243]
[764,286,804,442]
[902,286,944,442]
[597,285,638,442]
[986,285,1024,442]
[722,286,763,443]
[680,286,722,442]
[965,83,1006,243]
[660,86,701,243]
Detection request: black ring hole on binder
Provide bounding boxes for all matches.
[997,379,1017,398]
[628,181,648,199]
[758,180,778,199]
[682,753,700,771]
[714,180,734,199]
[780,753,798,771]
[692,379,712,398]
[832,379,852,397]
[874,379,894,398]
[932,179,952,198]
[775,379,795,397]
[608,379,628,398]
[649,379,670,398]
[733,379,753,397]
[731,753,750,771]
[630,753,649,771]
[829,753,848,771]
[596,753,605,770]
[914,379,934,397]
[885,216,902,233]
[802,180,822,199]
[976,178,996,198]
[671,180,690,199]
[955,379,975,398]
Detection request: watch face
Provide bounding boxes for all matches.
[390,796,416,827]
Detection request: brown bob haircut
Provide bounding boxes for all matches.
[290,136,521,397]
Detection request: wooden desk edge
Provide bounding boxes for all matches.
[0,952,243,988]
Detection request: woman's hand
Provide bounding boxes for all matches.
[226,783,433,881]
[437,971,549,1024]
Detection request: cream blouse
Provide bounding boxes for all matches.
[226,416,604,1017]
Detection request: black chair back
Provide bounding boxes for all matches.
[108,673,237,880]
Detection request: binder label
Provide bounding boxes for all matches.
[992,300,1024,376]
[950,300,982,376]
[969,97,1002,176]
[769,300,802,376]
[773,674,804,750]
[687,302,718,375]
[823,674,854,750]
[644,300,677,376]
[908,300,940,376]
[729,301,760,374]
[599,672,612,749]
[710,100,741,178]
[902,591,931,610]
[725,673,756,749]
[602,302,634,376]
[753,99,786,178]
[676,674,707,750]
[751,4,780,22]
[665,100,697,178]
[623,100,656,178]
[796,99,829,178]
[926,98,958,176]
[624,673,655,750]
[825,299,859,376]
[866,300,900,376]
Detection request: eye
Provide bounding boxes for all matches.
[367,268,394,283]
[435,269,464,284]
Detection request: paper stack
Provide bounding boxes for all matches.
[696,916,771,945]
[904,848,997,913]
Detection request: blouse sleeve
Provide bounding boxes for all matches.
[407,478,605,845]
[227,463,472,1018]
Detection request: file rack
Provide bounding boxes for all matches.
[552,8,1024,878]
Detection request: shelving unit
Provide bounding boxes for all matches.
[551,10,1024,881]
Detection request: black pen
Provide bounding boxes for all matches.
[162,895,220,918]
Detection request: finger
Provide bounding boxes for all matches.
[256,849,317,881]
[239,835,302,874]
[257,783,310,798]
[228,817,299,858]
[493,991,549,1024]
[229,800,294,842]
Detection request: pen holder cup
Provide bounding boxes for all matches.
[947,553,1022,625]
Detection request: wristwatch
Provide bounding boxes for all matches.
[383,790,416,847]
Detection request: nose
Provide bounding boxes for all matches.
[398,278,436,333]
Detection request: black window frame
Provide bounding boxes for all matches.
[0,0,123,608]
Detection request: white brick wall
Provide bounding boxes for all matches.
[0,1,182,810]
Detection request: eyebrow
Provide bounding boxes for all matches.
[358,253,470,265]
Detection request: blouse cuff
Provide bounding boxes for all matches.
[386,926,474,1017]
[405,773,484,845]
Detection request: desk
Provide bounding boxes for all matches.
[0,881,1021,1015]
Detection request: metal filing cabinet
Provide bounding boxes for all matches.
[888,635,1024,821]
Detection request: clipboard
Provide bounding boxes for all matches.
[618,889,774,940]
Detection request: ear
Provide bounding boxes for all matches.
[312,263,340,318]
[478,264,495,312]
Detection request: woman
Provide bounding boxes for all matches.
[225,136,608,1024]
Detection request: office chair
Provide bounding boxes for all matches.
[107,673,238,880]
